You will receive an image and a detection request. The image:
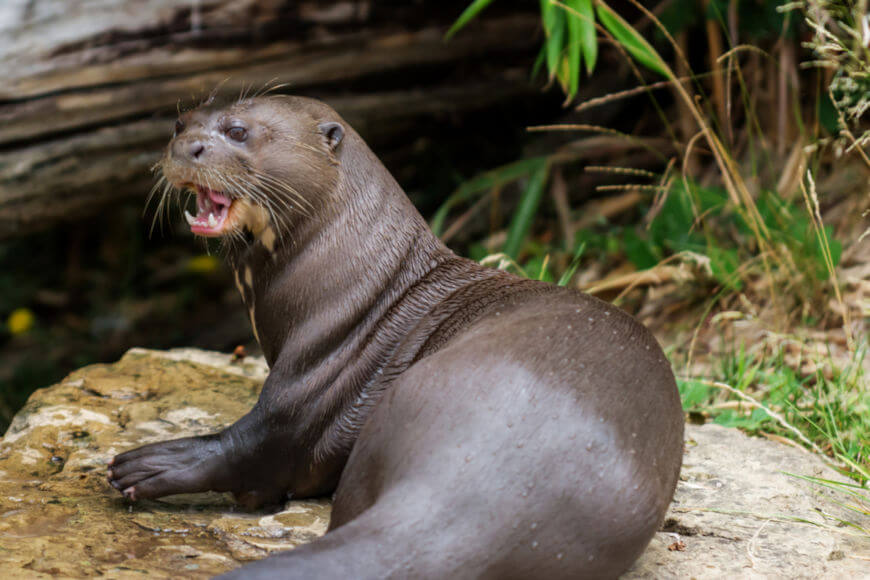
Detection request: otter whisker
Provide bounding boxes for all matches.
[251,169,315,214]
[149,177,175,237]
[232,175,293,235]
[230,169,301,222]
[252,79,292,100]
[144,173,167,218]
[283,135,322,155]
[247,174,307,219]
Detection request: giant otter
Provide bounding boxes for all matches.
[107,96,684,579]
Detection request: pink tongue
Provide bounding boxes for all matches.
[208,190,231,206]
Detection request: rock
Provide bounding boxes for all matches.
[0,348,327,578]
[628,424,869,578]
[0,348,867,577]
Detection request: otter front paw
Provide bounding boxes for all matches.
[107,436,227,500]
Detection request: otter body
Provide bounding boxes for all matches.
[108,96,683,579]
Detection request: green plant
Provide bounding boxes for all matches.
[677,341,869,484]
[447,0,668,101]
[781,0,870,166]
[621,180,842,291]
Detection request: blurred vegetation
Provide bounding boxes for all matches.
[442,0,869,481]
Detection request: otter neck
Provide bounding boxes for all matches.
[226,136,453,372]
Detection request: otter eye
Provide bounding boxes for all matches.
[226,126,248,142]
[174,119,185,137]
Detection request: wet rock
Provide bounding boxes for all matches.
[0,348,325,578]
[1,347,867,577]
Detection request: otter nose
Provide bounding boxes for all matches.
[189,141,205,159]
[171,138,207,162]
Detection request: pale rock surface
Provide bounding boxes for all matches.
[0,348,866,578]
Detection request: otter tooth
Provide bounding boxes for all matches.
[184,210,195,225]
[208,213,217,228]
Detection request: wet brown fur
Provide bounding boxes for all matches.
[109,96,684,579]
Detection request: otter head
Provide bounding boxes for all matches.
[155,96,346,243]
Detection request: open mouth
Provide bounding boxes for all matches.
[184,187,234,236]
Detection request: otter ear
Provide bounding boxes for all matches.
[318,121,344,151]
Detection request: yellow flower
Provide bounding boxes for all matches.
[187,254,219,274]
[7,308,35,335]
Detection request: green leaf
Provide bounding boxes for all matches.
[677,379,712,408]
[623,228,659,270]
[445,0,497,41]
[707,246,742,289]
[545,9,566,79]
[575,0,597,74]
[503,161,550,259]
[595,1,669,78]
[565,0,583,98]
[531,44,547,80]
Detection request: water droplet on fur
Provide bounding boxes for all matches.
[531,541,539,549]
[556,552,564,560]
[588,554,595,561]
[465,455,472,463]
[585,443,593,451]
[530,522,538,530]
[604,310,611,316]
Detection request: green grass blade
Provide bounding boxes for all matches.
[595,1,669,78]
[431,157,549,236]
[576,0,597,74]
[503,161,550,258]
[558,242,586,286]
[445,0,497,41]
